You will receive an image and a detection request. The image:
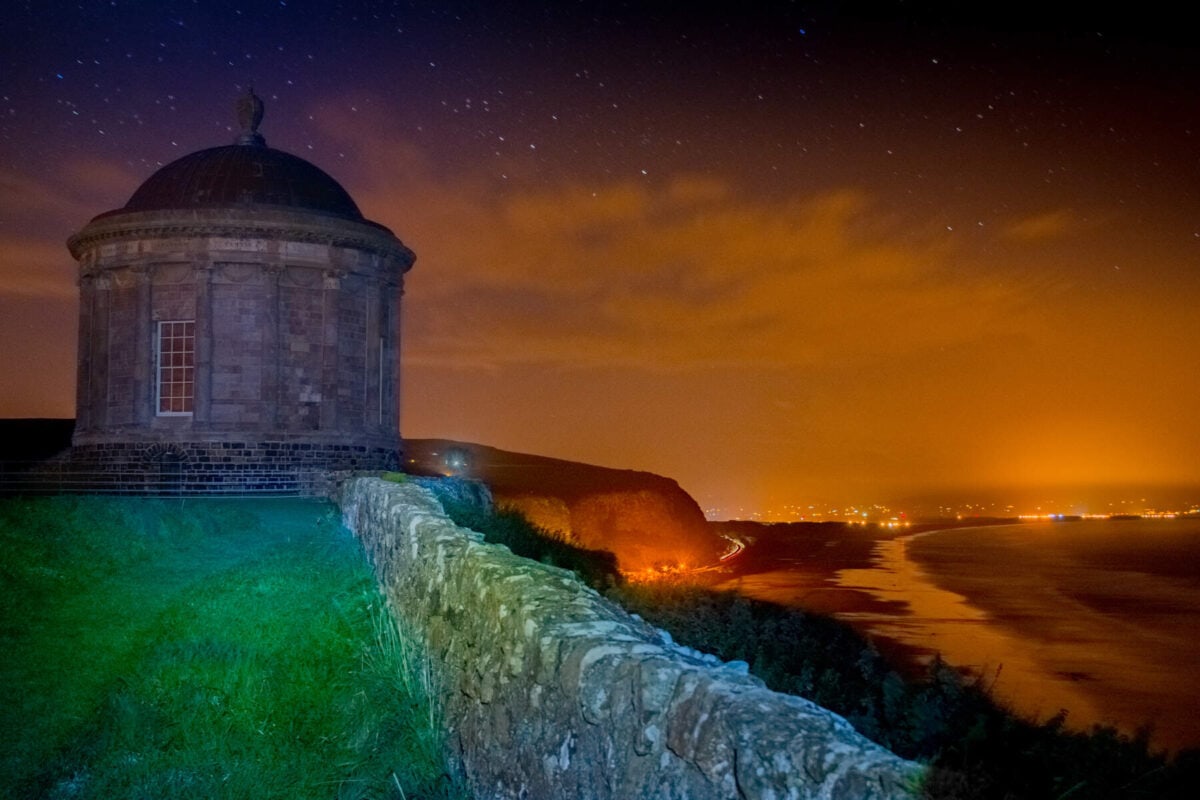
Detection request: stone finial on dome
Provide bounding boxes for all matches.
[235,87,266,146]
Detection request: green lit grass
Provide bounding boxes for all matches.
[0,495,463,800]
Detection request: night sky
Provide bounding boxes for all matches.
[2,1,1198,516]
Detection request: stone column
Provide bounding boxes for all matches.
[263,264,282,429]
[132,265,153,426]
[74,271,96,435]
[387,279,404,436]
[319,269,343,431]
[362,276,380,430]
[193,262,213,427]
[90,273,112,431]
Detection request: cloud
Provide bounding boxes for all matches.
[1002,209,1076,242]
[0,237,77,299]
[0,104,1041,382]
[0,169,68,219]
[328,132,1032,372]
[0,157,142,302]
[60,158,141,210]
[0,158,137,226]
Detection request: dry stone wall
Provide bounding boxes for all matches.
[339,477,923,800]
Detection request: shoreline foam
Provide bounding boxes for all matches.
[720,520,1200,752]
[899,521,1200,752]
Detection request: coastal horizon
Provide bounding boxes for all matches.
[717,516,1200,753]
[4,2,1199,794]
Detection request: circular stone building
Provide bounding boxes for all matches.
[66,91,415,492]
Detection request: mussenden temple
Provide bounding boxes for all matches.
[60,90,415,493]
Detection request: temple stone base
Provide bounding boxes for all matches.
[57,441,401,496]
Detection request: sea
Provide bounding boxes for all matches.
[831,518,1200,752]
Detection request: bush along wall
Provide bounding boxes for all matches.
[339,477,923,799]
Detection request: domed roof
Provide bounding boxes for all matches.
[121,145,364,220]
[112,90,363,221]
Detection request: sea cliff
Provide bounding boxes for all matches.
[405,439,725,572]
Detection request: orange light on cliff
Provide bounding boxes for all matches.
[621,539,747,583]
[621,559,693,585]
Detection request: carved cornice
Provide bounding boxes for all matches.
[78,258,398,287]
[67,208,415,269]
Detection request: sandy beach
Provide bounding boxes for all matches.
[718,519,1200,752]
[901,521,1200,751]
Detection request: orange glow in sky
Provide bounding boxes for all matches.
[2,4,1197,515]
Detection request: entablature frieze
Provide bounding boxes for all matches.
[67,209,414,272]
[75,253,402,286]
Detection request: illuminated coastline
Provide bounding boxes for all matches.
[707,498,1200,524]
[719,514,1200,751]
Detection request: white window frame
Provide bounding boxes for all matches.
[155,319,195,417]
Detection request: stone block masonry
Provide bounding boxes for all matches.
[62,93,414,499]
[56,441,398,495]
[339,478,923,800]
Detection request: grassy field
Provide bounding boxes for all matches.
[0,495,465,800]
